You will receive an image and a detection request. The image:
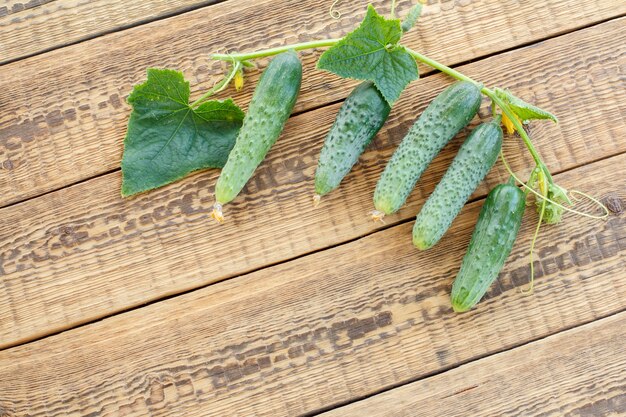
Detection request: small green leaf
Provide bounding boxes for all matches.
[401,3,423,33]
[494,88,558,123]
[539,183,571,224]
[121,68,244,197]
[317,4,418,105]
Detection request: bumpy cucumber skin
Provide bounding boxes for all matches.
[373,81,481,215]
[451,184,526,312]
[412,120,503,250]
[315,81,391,196]
[215,51,302,204]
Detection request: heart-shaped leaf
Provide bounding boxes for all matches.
[317,4,419,105]
[121,69,244,197]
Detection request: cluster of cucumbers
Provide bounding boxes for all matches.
[213,51,526,313]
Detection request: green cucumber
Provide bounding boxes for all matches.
[451,180,526,312]
[412,118,503,250]
[373,81,481,218]
[213,51,302,218]
[315,81,391,198]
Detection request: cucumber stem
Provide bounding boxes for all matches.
[211,39,342,62]
[499,149,609,220]
[405,48,481,88]
[523,190,546,295]
[487,94,545,168]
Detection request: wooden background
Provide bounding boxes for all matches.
[0,0,624,415]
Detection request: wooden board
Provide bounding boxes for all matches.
[0,0,55,17]
[322,312,626,417]
[0,0,225,63]
[1,0,624,206]
[1,18,625,348]
[0,152,623,416]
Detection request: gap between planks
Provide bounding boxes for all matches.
[1,17,624,349]
[3,148,624,352]
[314,310,626,416]
[2,0,625,207]
[0,0,231,65]
[0,152,623,416]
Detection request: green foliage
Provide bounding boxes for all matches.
[494,87,558,123]
[317,5,419,105]
[401,3,423,32]
[121,69,244,197]
[540,183,571,224]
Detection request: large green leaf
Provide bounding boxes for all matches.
[317,4,418,105]
[121,68,244,197]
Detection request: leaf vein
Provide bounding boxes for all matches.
[149,109,191,162]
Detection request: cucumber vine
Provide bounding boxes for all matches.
[206,1,609,290]
[120,0,609,299]
[208,3,569,223]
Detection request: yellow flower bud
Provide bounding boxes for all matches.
[502,113,514,135]
[234,70,244,91]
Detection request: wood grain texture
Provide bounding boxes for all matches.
[322,312,626,417]
[0,153,624,416]
[1,0,624,206]
[1,19,625,348]
[0,0,54,17]
[0,0,225,63]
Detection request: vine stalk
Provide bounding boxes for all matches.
[211,39,548,171]
[191,60,242,108]
[211,39,342,62]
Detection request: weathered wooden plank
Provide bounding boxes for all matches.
[0,0,225,63]
[1,0,624,205]
[0,0,54,17]
[1,18,624,348]
[0,153,624,416]
[322,312,626,417]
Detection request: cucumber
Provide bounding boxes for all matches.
[213,51,302,217]
[315,81,391,198]
[373,81,481,218]
[412,118,503,250]
[451,181,526,312]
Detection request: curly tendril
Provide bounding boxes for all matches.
[329,0,342,19]
[499,147,609,294]
[522,192,545,295]
[499,149,609,220]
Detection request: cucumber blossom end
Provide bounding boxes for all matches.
[214,51,303,215]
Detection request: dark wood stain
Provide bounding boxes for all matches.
[603,194,623,214]
[441,384,479,399]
